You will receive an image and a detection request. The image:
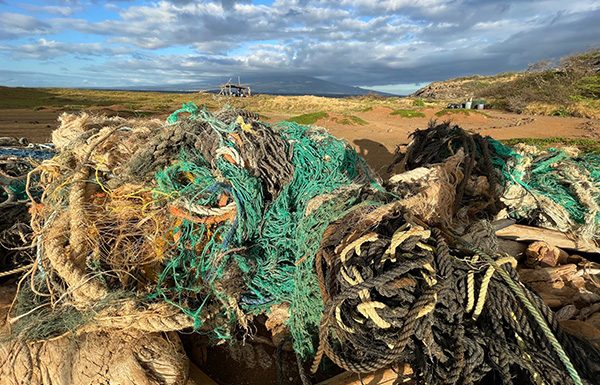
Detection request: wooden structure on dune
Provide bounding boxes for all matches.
[219,79,252,97]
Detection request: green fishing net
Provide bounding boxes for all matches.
[151,104,379,355]
[488,138,600,237]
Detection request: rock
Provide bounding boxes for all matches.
[0,137,20,147]
[555,304,579,321]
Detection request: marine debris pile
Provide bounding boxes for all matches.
[0,137,53,277]
[0,106,599,385]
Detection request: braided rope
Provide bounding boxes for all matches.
[471,256,517,320]
[313,206,597,384]
[0,264,32,278]
[450,231,584,385]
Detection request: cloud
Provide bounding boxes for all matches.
[1,39,130,60]
[0,12,52,39]
[485,9,600,64]
[21,4,79,16]
[1,0,599,88]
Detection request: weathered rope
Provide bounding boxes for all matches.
[313,203,598,385]
[471,256,517,320]
[449,230,584,385]
[0,264,32,278]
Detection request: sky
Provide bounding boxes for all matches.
[0,0,598,94]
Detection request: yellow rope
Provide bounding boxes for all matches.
[465,255,480,313]
[339,233,379,262]
[472,256,518,320]
[416,293,437,319]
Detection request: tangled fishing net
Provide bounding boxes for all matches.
[0,138,53,278]
[391,122,600,242]
[1,108,599,385]
[5,105,376,351]
[494,143,600,241]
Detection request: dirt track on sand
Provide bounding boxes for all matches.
[2,107,600,174]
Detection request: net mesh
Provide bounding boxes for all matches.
[150,106,377,355]
[488,138,600,239]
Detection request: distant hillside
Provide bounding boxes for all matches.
[412,73,520,100]
[123,74,392,97]
[413,50,600,118]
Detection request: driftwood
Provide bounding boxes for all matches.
[518,264,579,285]
[317,365,413,385]
[496,224,600,254]
[525,241,570,267]
[560,320,600,349]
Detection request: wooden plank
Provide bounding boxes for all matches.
[317,365,413,385]
[495,224,600,254]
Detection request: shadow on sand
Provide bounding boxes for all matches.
[353,138,396,177]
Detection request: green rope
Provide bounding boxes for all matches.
[167,102,199,124]
[455,236,584,385]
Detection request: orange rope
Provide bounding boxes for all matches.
[228,132,243,147]
[168,205,236,225]
[222,153,236,164]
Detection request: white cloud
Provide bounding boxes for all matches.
[21,4,79,16]
[0,12,53,39]
[0,0,599,87]
[1,38,130,60]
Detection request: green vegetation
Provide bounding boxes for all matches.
[477,50,600,117]
[501,137,600,153]
[286,111,328,125]
[390,109,425,118]
[412,99,425,107]
[0,86,215,112]
[332,114,368,125]
[551,107,573,117]
[435,109,468,117]
[577,75,600,98]
[415,50,600,118]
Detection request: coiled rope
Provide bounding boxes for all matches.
[312,202,598,385]
[449,229,584,385]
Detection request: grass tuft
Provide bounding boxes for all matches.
[390,109,425,118]
[501,137,600,153]
[333,114,368,125]
[435,109,490,118]
[286,111,329,125]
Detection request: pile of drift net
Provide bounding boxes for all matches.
[0,138,53,277]
[2,106,600,385]
[393,123,600,242]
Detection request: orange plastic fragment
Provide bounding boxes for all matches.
[218,194,229,207]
